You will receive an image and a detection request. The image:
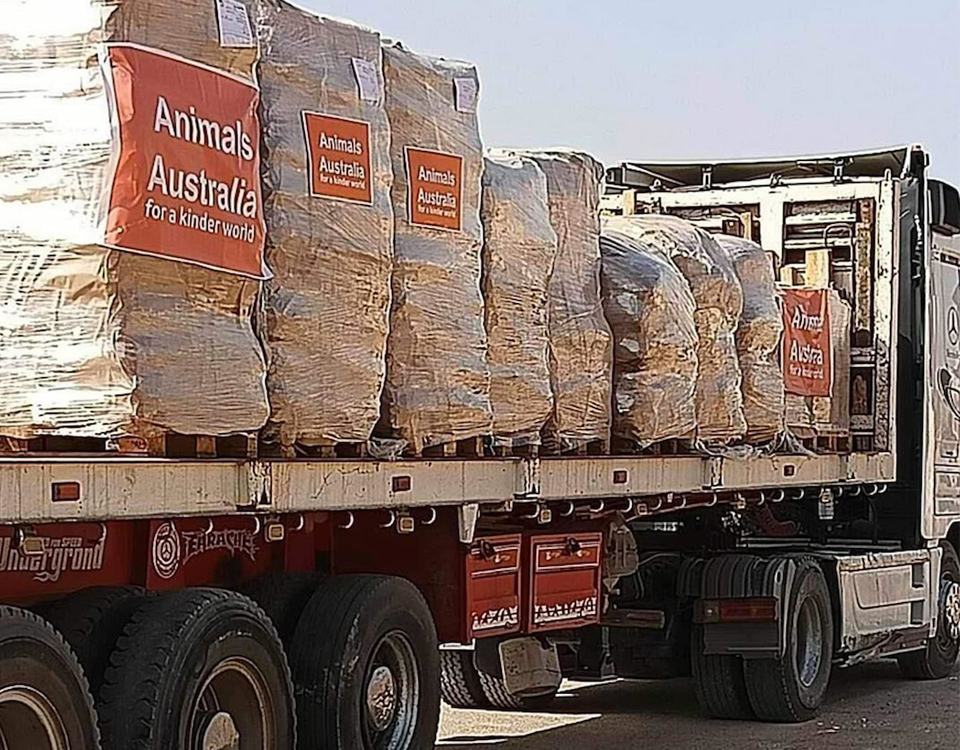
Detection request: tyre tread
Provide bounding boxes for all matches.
[439,651,490,709]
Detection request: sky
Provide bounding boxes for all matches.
[303,0,960,186]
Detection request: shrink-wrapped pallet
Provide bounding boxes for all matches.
[716,235,785,443]
[522,151,612,451]
[257,2,393,451]
[608,216,746,444]
[481,151,557,447]
[599,220,698,447]
[0,1,268,444]
[381,43,492,453]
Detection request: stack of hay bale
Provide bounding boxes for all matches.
[257,0,393,455]
[380,43,492,454]
[480,151,558,451]
[0,0,268,450]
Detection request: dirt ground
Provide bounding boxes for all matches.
[438,660,959,750]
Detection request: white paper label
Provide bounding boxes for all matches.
[352,58,382,103]
[454,77,478,113]
[216,0,255,48]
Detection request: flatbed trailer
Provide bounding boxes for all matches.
[1,146,958,750]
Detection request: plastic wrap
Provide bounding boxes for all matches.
[0,0,268,441]
[521,151,612,451]
[257,2,393,450]
[716,235,785,443]
[599,220,698,447]
[608,216,746,444]
[380,43,492,452]
[480,151,557,446]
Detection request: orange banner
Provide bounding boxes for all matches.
[782,289,832,397]
[405,147,463,230]
[102,44,267,278]
[302,112,372,204]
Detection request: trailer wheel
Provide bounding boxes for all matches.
[288,575,440,750]
[98,588,295,750]
[41,586,149,694]
[898,541,960,679]
[743,560,833,722]
[475,668,558,711]
[239,572,320,645]
[690,624,754,719]
[440,650,491,709]
[0,606,101,750]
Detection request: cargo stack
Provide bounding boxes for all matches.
[522,151,612,453]
[600,218,698,449]
[716,235,785,443]
[480,151,558,451]
[256,1,393,455]
[380,43,492,454]
[0,0,269,453]
[608,216,746,445]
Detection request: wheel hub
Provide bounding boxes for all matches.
[200,712,239,750]
[0,686,69,750]
[942,580,960,641]
[366,665,398,732]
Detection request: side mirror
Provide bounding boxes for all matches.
[931,179,960,236]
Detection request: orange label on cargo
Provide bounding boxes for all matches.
[302,112,372,205]
[405,147,463,231]
[101,44,266,278]
[782,289,832,397]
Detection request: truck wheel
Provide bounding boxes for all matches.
[41,586,149,694]
[239,572,320,645]
[440,650,491,709]
[475,669,558,711]
[690,624,754,719]
[743,560,833,722]
[98,589,295,750]
[898,541,960,679]
[0,606,101,750]
[289,575,440,750]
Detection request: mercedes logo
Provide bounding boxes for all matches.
[949,306,959,346]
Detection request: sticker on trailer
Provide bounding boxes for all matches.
[782,288,832,397]
[99,44,268,278]
[302,112,373,205]
[404,147,463,231]
[0,532,107,584]
[215,0,255,48]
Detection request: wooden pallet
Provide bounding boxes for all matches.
[415,436,486,459]
[0,433,257,459]
[800,434,852,454]
[489,438,540,458]
[610,437,692,456]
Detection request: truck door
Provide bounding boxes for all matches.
[922,181,960,542]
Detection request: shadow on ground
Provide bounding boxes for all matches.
[437,661,960,750]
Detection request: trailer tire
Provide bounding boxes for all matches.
[898,541,960,680]
[98,588,295,750]
[440,650,491,709]
[289,575,440,750]
[0,606,101,750]
[475,668,558,711]
[743,560,833,722]
[690,624,754,719]
[41,586,149,694]
[239,572,321,645]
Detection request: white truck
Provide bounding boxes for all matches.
[0,145,957,749]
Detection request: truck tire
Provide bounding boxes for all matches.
[440,650,491,709]
[690,624,754,719]
[898,541,960,679]
[98,588,295,750]
[475,668,558,711]
[288,575,440,750]
[41,586,149,694]
[0,606,101,750]
[239,572,321,645]
[743,560,833,722]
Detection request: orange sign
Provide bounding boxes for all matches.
[302,113,372,205]
[782,289,832,397]
[102,44,266,278]
[405,147,463,230]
